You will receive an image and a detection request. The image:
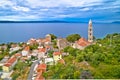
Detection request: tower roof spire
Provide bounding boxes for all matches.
[89,19,92,24]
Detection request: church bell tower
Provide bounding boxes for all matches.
[88,19,93,42]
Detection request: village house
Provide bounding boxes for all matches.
[14,53,22,59]
[57,38,69,50]
[45,34,51,42]
[35,63,47,80]
[27,38,37,45]
[45,45,51,51]
[10,43,19,48]
[36,63,47,73]
[73,37,90,50]
[27,54,32,60]
[36,39,44,47]
[31,49,39,56]
[35,34,51,48]
[21,46,30,56]
[44,34,51,45]
[45,58,54,65]
[9,46,21,54]
[1,45,8,50]
[53,52,62,63]
[38,48,46,59]
[0,56,9,66]
[2,56,17,72]
[62,52,69,56]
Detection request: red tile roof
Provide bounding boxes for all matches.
[45,38,50,42]
[45,46,50,49]
[37,70,42,76]
[29,38,37,43]
[4,63,11,67]
[4,57,17,67]
[24,46,30,51]
[77,38,90,47]
[35,66,45,80]
[53,52,61,56]
[14,53,21,57]
[38,48,46,53]
[35,75,44,80]
[37,64,47,70]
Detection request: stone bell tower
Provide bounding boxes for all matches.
[88,19,93,42]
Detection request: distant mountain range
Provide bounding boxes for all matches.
[112,21,120,24]
[0,20,120,23]
[0,20,87,23]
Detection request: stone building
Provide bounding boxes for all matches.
[88,19,93,43]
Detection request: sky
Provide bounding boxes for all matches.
[0,0,120,23]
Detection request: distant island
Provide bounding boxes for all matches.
[0,20,120,23]
[0,20,89,23]
[112,21,120,24]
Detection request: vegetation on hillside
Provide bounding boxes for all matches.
[43,33,120,79]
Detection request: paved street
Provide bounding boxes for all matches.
[27,60,40,80]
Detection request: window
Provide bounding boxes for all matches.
[90,29,91,31]
[90,33,91,35]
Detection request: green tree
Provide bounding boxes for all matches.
[48,50,54,57]
[66,34,81,42]
[30,43,39,50]
[52,39,58,48]
[50,34,57,40]
[64,46,78,57]
[76,54,84,62]
[74,71,80,78]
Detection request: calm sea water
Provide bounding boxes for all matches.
[0,23,120,43]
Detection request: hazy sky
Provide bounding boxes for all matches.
[0,0,120,23]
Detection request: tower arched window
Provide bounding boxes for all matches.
[90,33,91,35]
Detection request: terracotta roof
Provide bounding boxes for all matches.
[37,64,47,70]
[35,67,45,80]
[58,59,65,64]
[4,63,11,67]
[36,39,42,43]
[24,46,30,51]
[35,75,44,80]
[38,38,44,42]
[45,46,50,49]
[4,57,17,67]
[38,48,46,53]
[29,38,36,42]
[14,53,21,57]
[45,38,50,42]
[37,38,50,43]
[37,70,42,76]
[77,38,90,47]
[53,52,61,55]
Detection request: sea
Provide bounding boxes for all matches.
[0,23,120,43]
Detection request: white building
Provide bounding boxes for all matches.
[21,46,30,56]
[45,58,54,65]
[38,48,46,59]
[9,47,21,54]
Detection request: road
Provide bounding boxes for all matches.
[27,60,40,80]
